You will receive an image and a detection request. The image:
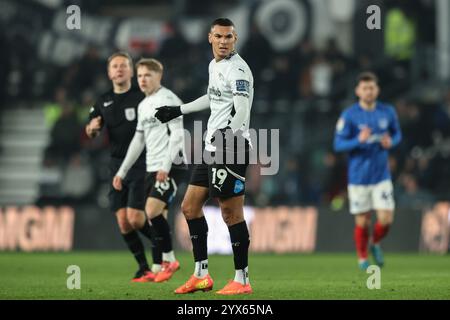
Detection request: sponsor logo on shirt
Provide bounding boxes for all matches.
[208,86,222,97]
[141,117,158,127]
[103,101,113,107]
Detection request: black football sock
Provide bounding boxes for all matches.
[122,230,149,271]
[228,221,250,270]
[186,216,209,262]
[138,221,162,265]
[150,214,173,253]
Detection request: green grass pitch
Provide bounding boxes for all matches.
[0,251,449,300]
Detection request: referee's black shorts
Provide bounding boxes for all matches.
[108,158,146,213]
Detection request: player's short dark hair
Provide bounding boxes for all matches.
[210,18,235,30]
[357,72,378,85]
[107,51,133,70]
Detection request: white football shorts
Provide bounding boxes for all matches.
[348,179,395,214]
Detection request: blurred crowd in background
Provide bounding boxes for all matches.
[0,0,448,210]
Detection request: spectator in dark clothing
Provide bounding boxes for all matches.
[241,23,273,87]
[46,104,83,164]
[0,24,11,109]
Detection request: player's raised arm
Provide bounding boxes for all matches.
[155,95,209,123]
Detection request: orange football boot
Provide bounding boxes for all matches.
[154,261,180,282]
[174,274,214,294]
[131,270,157,283]
[216,280,253,295]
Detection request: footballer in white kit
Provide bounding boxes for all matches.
[113,58,187,283]
[155,18,254,295]
[197,47,254,198]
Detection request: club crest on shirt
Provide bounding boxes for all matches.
[378,118,388,129]
[125,108,136,121]
[336,118,345,132]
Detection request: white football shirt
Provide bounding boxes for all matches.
[136,86,186,172]
[205,52,254,152]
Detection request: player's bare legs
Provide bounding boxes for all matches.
[216,195,252,295]
[354,212,371,270]
[145,197,179,281]
[181,185,210,220]
[125,208,146,229]
[370,209,394,267]
[175,185,213,293]
[375,209,394,226]
[116,208,134,234]
[218,195,245,225]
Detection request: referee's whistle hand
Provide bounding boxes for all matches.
[87,116,102,137]
[113,176,123,191]
[91,116,102,129]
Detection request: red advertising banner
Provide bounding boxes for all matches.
[0,206,75,251]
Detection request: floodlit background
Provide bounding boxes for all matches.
[0,0,448,254]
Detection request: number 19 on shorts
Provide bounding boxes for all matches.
[212,168,228,187]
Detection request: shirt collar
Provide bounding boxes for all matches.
[225,50,237,60]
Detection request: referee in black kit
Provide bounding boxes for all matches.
[85,52,161,282]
